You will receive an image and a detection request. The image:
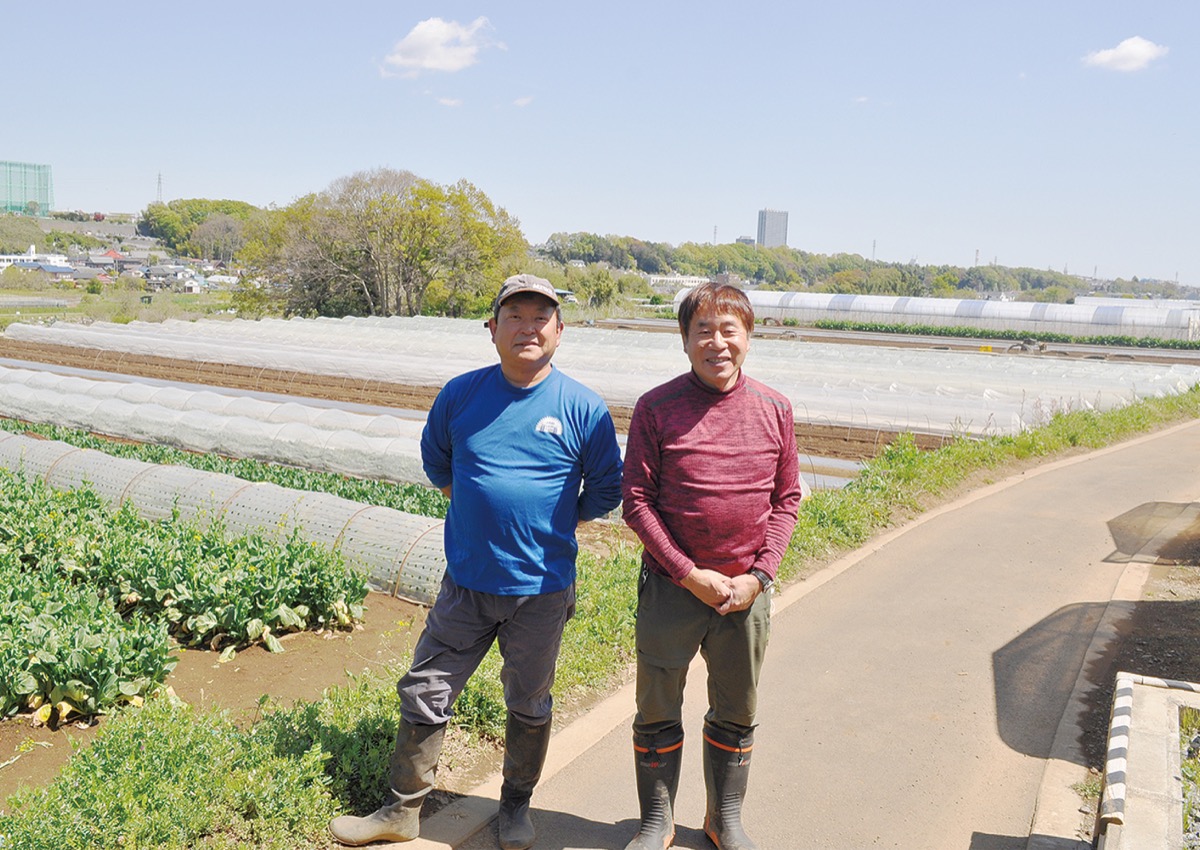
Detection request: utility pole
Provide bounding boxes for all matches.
[156,173,163,204]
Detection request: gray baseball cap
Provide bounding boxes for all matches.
[494,273,559,309]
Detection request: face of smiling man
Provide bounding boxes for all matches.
[489,293,564,387]
[683,309,751,392]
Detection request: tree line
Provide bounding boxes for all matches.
[126,170,1194,320]
[539,231,1181,303]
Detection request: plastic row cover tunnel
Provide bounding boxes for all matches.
[11,316,1200,435]
[0,432,446,605]
[0,365,428,484]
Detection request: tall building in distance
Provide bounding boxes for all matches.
[756,208,788,248]
[1,161,54,215]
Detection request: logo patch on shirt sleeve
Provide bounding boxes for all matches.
[535,416,564,435]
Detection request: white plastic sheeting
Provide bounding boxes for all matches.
[8,316,1200,435]
[0,365,428,483]
[736,291,1200,341]
[1074,296,1200,311]
[0,431,446,604]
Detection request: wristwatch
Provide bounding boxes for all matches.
[748,568,774,594]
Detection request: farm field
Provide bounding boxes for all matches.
[0,289,232,331]
[8,313,1200,458]
[3,313,1200,847]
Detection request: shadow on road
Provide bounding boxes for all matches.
[993,601,1109,762]
[971,833,1088,849]
[994,501,1200,769]
[1105,501,1200,564]
[464,812,712,850]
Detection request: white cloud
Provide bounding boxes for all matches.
[384,17,496,77]
[438,97,463,107]
[513,96,534,107]
[1083,36,1168,72]
[854,95,869,104]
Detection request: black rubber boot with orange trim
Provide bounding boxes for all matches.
[624,726,684,850]
[702,722,757,850]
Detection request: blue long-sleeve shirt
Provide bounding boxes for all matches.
[421,364,623,594]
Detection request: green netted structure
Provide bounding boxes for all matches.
[1,160,54,215]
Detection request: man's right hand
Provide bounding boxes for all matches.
[681,567,733,608]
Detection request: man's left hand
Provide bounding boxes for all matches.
[715,574,761,615]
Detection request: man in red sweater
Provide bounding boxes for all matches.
[621,282,802,850]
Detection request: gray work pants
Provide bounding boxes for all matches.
[399,574,576,726]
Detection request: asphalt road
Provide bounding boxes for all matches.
[405,418,1200,850]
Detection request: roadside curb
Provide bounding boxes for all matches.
[1024,561,1149,849]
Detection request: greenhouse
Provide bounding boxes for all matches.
[1073,295,1200,311]
[734,291,1200,341]
[8,315,1200,437]
[0,430,446,604]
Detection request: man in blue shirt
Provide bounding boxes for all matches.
[330,274,623,849]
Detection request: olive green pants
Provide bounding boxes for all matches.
[633,567,771,738]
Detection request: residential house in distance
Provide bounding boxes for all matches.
[0,246,70,272]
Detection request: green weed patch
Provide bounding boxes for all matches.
[0,695,337,850]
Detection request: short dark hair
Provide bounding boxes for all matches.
[677,283,754,339]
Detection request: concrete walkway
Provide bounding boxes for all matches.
[402,418,1200,850]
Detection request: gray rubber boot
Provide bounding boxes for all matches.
[623,727,684,850]
[328,719,446,846]
[702,723,758,850]
[497,713,552,850]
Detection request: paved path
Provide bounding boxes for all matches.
[406,419,1200,850]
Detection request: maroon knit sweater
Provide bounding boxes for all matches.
[622,370,802,583]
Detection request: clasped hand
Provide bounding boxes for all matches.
[683,567,758,615]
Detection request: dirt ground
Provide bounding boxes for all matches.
[1079,561,1200,767]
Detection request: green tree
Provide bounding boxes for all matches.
[239,169,526,318]
[137,198,259,255]
[575,266,618,307]
[137,203,188,250]
[823,269,867,293]
[191,213,245,263]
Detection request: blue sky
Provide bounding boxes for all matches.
[6,2,1196,284]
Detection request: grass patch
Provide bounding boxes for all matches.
[1183,706,1200,846]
